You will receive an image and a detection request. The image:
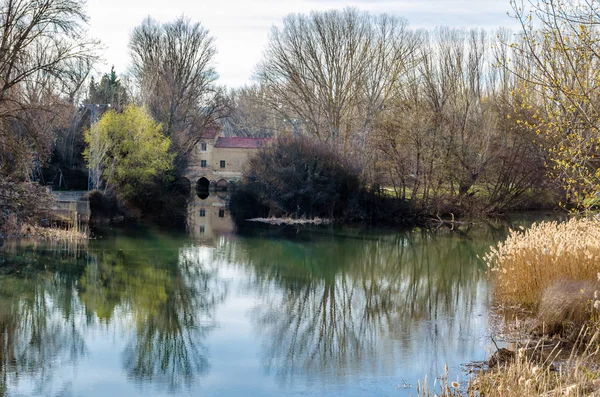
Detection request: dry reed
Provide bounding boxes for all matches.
[1,221,88,241]
[418,218,600,397]
[418,328,600,397]
[484,217,600,308]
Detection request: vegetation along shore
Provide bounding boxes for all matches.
[3,0,600,396]
[4,0,600,235]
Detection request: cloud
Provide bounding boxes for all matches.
[86,0,518,88]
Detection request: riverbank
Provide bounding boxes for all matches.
[0,223,88,241]
[419,319,600,397]
[419,217,600,397]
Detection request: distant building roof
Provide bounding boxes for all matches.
[201,125,219,139]
[214,137,271,149]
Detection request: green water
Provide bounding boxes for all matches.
[0,198,561,397]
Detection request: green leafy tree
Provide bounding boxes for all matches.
[84,105,174,200]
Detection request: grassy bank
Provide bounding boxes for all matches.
[421,217,600,397]
[418,331,600,396]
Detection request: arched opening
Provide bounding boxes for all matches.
[197,177,210,191]
[196,177,210,199]
[216,179,228,191]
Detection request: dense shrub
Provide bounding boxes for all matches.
[84,104,174,202]
[229,136,414,224]
[0,180,52,236]
[87,189,120,219]
[231,136,362,220]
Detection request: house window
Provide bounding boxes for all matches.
[201,142,207,151]
[199,225,205,233]
[200,209,206,217]
[201,160,207,167]
[220,160,226,168]
[218,209,225,218]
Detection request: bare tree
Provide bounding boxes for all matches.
[129,16,227,154]
[221,85,291,137]
[372,27,550,214]
[0,0,99,178]
[256,8,418,150]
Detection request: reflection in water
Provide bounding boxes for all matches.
[119,246,224,390]
[0,244,88,396]
[0,214,558,396]
[0,234,226,394]
[187,193,234,243]
[215,227,496,382]
[81,238,224,390]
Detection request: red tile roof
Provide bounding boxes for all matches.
[214,137,271,149]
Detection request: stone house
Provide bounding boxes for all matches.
[184,126,271,191]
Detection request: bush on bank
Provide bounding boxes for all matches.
[230,135,359,220]
[229,135,412,224]
[0,180,52,237]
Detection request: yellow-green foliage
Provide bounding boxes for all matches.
[84,105,173,200]
[507,1,600,211]
[485,218,600,307]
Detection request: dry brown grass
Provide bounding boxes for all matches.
[25,224,88,241]
[418,218,600,397]
[1,220,89,241]
[419,328,600,397]
[535,280,600,337]
[485,217,600,308]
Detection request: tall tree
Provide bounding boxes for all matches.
[221,85,288,138]
[0,0,99,179]
[256,8,419,149]
[129,16,227,154]
[506,0,600,210]
[87,66,129,110]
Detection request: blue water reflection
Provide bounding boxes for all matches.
[0,197,555,396]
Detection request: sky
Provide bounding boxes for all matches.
[85,0,518,88]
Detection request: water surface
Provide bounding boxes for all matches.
[0,197,560,396]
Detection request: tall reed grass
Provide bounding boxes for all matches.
[0,218,88,241]
[485,218,600,307]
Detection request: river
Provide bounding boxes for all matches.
[0,194,560,397]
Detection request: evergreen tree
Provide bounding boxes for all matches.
[87,66,129,110]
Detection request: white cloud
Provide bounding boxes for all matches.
[86,0,518,87]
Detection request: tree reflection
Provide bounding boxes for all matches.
[221,226,499,380]
[78,235,226,391]
[0,233,226,394]
[0,246,87,396]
